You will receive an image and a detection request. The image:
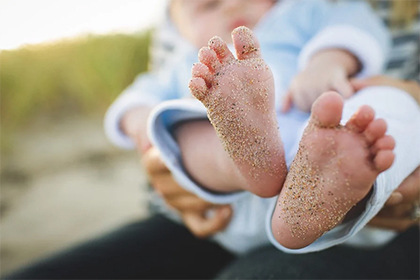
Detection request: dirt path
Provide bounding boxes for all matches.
[1,116,149,275]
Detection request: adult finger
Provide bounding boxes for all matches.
[151,172,187,198]
[350,76,395,91]
[351,76,414,93]
[397,166,420,204]
[182,206,233,238]
[166,194,215,213]
[351,76,420,104]
[368,216,419,232]
[141,147,168,175]
[375,202,413,218]
[385,166,420,206]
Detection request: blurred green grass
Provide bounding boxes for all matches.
[0,31,151,151]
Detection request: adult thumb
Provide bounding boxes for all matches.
[183,206,232,238]
[395,166,420,204]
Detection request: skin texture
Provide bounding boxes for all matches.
[175,120,248,193]
[121,106,153,153]
[170,0,274,48]
[120,0,274,236]
[368,165,420,231]
[352,76,420,231]
[142,147,232,238]
[186,27,287,197]
[272,91,395,249]
[186,27,398,247]
[119,0,420,238]
[351,76,420,104]
[126,78,419,239]
[283,49,360,112]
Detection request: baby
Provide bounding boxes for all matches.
[182,26,395,249]
[165,1,420,249]
[107,0,420,253]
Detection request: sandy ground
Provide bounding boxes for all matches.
[1,116,150,276]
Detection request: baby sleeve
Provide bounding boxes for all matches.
[147,99,249,204]
[104,61,185,149]
[296,0,391,78]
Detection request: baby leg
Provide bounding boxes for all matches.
[272,91,395,249]
[189,27,287,197]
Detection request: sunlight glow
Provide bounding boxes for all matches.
[0,0,166,50]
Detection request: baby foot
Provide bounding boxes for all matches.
[189,26,287,197]
[272,91,395,249]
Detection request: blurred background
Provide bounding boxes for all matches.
[1,0,165,275]
[1,0,419,276]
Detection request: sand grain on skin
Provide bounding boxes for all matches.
[206,59,282,179]
[279,122,356,239]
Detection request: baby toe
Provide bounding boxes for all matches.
[363,118,387,145]
[345,105,375,133]
[192,63,213,87]
[310,91,343,128]
[189,77,209,102]
[232,26,261,60]
[208,36,234,64]
[198,47,220,72]
[374,150,395,172]
[371,135,395,155]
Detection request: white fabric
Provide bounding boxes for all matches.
[298,25,386,77]
[148,100,249,204]
[150,86,420,254]
[266,86,420,253]
[104,0,390,150]
[105,0,396,254]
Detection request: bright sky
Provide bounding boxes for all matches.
[0,0,166,50]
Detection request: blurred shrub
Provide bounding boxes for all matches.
[0,31,151,150]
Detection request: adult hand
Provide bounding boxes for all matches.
[352,75,420,231]
[368,166,420,231]
[142,147,233,238]
[351,75,420,104]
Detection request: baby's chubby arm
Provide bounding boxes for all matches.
[282,48,360,112]
[280,0,390,112]
[120,106,153,153]
[174,120,247,194]
[121,107,234,237]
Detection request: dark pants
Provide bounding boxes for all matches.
[5,214,419,279]
[217,225,420,279]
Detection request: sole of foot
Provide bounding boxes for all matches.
[272,91,395,249]
[189,26,287,197]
